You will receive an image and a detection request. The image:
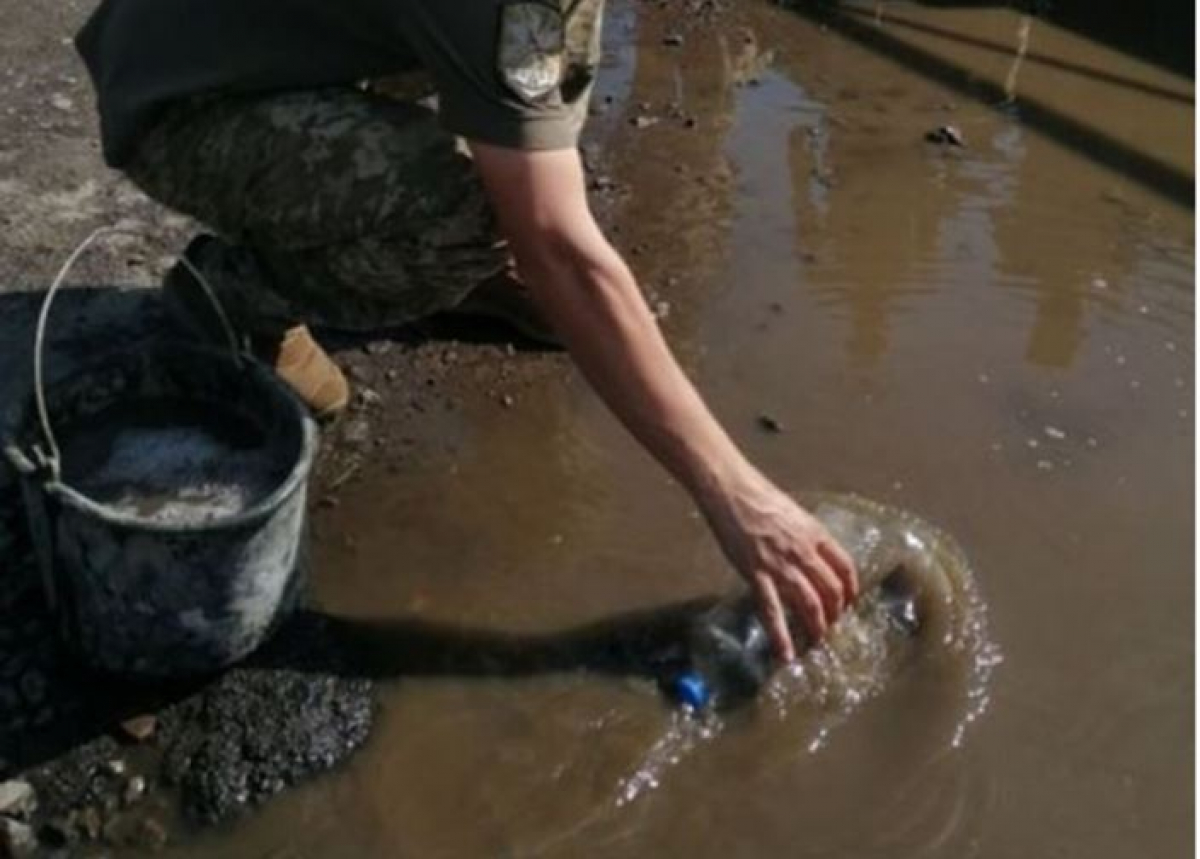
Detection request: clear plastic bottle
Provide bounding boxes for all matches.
[672,500,897,711]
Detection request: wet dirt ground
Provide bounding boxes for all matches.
[1,0,1194,857]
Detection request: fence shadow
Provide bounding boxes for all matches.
[782,1,1193,207]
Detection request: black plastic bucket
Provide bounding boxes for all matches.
[3,228,318,677]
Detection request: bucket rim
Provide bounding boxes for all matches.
[3,344,319,534]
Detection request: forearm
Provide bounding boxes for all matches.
[518,232,754,507]
[469,143,858,654]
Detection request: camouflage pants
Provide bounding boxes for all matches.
[125,87,508,331]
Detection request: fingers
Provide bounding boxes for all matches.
[753,574,796,663]
[787,542,846,625]
[776,567,827,644]
[819,538,860,603]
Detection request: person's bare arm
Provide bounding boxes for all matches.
[469,142,857,661]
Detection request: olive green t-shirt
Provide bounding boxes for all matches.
[76,0,603,167]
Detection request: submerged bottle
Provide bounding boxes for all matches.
[671,501,904,711]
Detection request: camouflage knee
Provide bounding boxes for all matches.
[126,88,508,330]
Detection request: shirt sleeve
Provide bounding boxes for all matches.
[397,1,602,151]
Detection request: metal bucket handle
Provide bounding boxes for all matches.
[30,225,243,482]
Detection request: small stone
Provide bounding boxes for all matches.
[385,369,399,382]
[134,817,167,850]
[104,760,127,777]
[504,343,517,357]
[630,115,658,130]
[501,394,515,408]
[653,300,671,319]
[0,818,36,858]
[77,807,102,840]
[1036,460,1054,471]
[123,776,147,806]
[364,340,392,356]
[0,780,35,819]
[118,714,157,743]
[359,388,383,407]
[662,33,685,46]
[343,419,370,446]
[49,94,73,112]
[925,125,965,147]
[1026,438,1039,449]
[1043,426,1066,440]
[757,414,784,434]
[589,173,617,191]
[1091,276,1108,290]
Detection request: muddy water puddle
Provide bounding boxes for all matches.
[156,1,1192,856]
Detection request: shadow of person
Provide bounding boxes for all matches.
[269,599,720,685]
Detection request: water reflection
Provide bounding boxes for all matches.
[1002,14,1032,102]
[779,73,949,367]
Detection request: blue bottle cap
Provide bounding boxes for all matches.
[672,671,712,711]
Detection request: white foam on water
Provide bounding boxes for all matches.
[76,426,279,525]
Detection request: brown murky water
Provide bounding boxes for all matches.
[160,1,1193,856]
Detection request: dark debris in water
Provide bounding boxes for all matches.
[924,124,966,148]
[757,414,785,434]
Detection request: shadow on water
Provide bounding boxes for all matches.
[0,583,709,776]
[855,6,1192,103]
[779,1,1193,206]
[266,603,714,683]
[916,0,1195,76]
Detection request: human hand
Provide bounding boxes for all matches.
[698,466,860,662]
